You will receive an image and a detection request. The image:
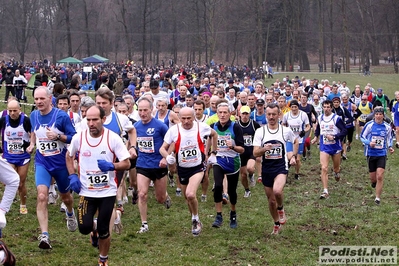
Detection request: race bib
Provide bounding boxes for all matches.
[322,135,336,145]
[7,139,24,154]
[360,114,367,121]
[86,171,110,190]
[290,125,301,133]
[243,135,252,146]
[264,143,283,159]
[179,146,201,163]
[38,138,60,156]
[217,135,230,152]
[137,137,154,153]
[371,136,384,149]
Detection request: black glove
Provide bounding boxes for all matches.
[299,131,306,138]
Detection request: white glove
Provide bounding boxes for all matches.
[207,154,217,165]
[166,152,176,165]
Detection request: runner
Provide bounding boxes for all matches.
[27,86,77,249]
[360,107,394,205]
[134,97,171,233]
[282,100,310,180]
[160,107,217,236]
[210,102,245,229]
[66,105,131,266]
[237,106,260,197]
[311,100,347,199]
[253,102,298,234]
[0,100,31,214]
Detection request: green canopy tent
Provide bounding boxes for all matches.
[57,57,83,64]
[27,73,38,89]
[91,54,109,63]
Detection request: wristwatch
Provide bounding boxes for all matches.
[56,134,61,140]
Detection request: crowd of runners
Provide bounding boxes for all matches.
[0,63,396,266]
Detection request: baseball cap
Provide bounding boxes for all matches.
[240,106,251,114]
[377,88,383,93]
[228,79,234,84]
[256,99,265,105]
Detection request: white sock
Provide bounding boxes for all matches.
[0,250,5,264]
[49,184,56,194]
[0,209,6,229]
[323,189,328,194]
[375,197,380,201]
[192,214,199,221]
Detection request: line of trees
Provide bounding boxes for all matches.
[0,0,398,72]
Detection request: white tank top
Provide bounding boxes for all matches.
[78,129,117,197]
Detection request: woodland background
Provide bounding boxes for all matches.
[0,0,398,71]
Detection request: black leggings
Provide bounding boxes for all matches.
[346,127,354,144]
[77,195,116,239]
[213,164,239,205]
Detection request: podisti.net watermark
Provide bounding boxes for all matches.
[319,246,397,264]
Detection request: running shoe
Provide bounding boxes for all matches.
[98,257,109,266]
[375,199,380,205]
[67,214,78,232]
[164,195,172,209]
[137,224,149,234]
[294,174,300,180]
[271,224,281,235]
[113,222,123,234]
[176,189,182,197]
[90,230,99,248]
[342,153,347,160]
[60,202,67,213]
[127,187,133,197]
[192,220,202,236]
[249,174,256,187]
[212,214,223,228]
[320,192,329,199]
[307,149,312,159]
[257,176,262,183]
[0,240,16,266]
[38,234,52,249]
[396,142,399,149]
[19,206,28,215]
[334,172,340,182]
[277,210,286,225]
[347,145,351,152]
[229,212,237,229]
[222,194,229,205]
[122,196,128,204]
[132,190,138,205]
[201,195,207,202]
[371,182,376,188]
[168,171,175,187]
[48,192,57,205]
[243,190,251,198]
[113,209,123,234]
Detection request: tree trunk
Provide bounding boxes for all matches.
[341,0,350,72]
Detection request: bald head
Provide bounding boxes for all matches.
[179,107,195,118]
[179,107,195,129]
[7,99,21,119]
[7,100,20,110]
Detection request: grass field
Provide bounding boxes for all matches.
[1,70,399,265]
